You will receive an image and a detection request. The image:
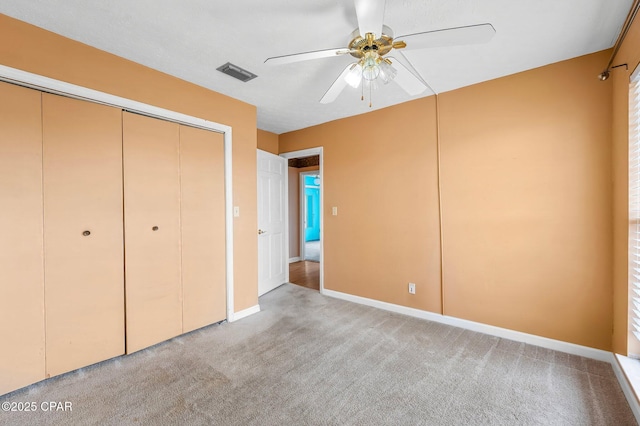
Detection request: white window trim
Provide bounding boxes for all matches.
[629,64,640,343]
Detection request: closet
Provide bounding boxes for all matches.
[123,113,226,353]
[123,112,183,354]
[179,126,226,333]
[43,94,125,377]
[0,82,227,395]
[0,82,45,395]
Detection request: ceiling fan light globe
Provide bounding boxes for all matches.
[345,63,363,88]
[360,52,380,81]
[362,56,380,81]
[363,67,380,81]
[378,60,397,84]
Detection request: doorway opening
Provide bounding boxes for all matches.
[301,171,320,263]
[280,148,323,292]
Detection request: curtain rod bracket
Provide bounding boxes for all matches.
[598,64,629,81]
[612,63,629,70]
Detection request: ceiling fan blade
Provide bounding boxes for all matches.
[387,57,428,96]
[320,63,355,104]
[265,48,352,66]
[354,0,386,37]
[397,23,495,50]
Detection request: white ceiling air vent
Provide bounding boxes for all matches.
[216,62,257,82]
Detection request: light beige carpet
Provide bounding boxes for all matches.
[0,284,636,425]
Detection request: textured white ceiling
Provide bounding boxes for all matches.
[0,0,632,134]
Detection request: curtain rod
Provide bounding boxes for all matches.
[599,0,640,80]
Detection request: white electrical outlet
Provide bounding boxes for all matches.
[408,283,416,295]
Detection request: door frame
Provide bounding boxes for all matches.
[0,64,241,323]
[299,170,320,261]
[280,148,324,293]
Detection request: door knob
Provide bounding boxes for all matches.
[258,229,266,235]
[82,230,91,236]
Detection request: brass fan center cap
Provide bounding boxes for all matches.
[348,30,395,59]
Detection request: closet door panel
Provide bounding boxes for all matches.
[42,94,124,377]
[180,126,226,333]
[0,82,45,395]
[123,112,182,353]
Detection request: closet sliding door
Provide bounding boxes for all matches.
[42,93,125,377]
[123,112,182,354]
[0,81,229,393]
[180,126,226,333]
[0,82,45,395]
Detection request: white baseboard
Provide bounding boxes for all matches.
[289,257,301,263]
[322,289,611,362]
[229,304,260,322]
[612,354,640,424]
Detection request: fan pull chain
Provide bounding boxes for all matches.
[361,79,364,101]
[369,82,372,108]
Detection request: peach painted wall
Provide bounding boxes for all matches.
[612,16,640,355]
[257,129,279,154]
[280,97,443,314]
[280,50,614,350]
[0,14,258,312]
[439,50,612,350]
[288,166,320,259]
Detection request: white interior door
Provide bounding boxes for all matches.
[257,149,287,296]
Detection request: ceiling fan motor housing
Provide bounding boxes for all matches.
[348,25,395,59]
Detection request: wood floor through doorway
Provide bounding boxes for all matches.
[289,261,319,290]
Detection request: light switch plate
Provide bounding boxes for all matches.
[332,207,338,216]
[233,206,240,217]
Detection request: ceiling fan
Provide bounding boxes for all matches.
[264,0,495,105]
